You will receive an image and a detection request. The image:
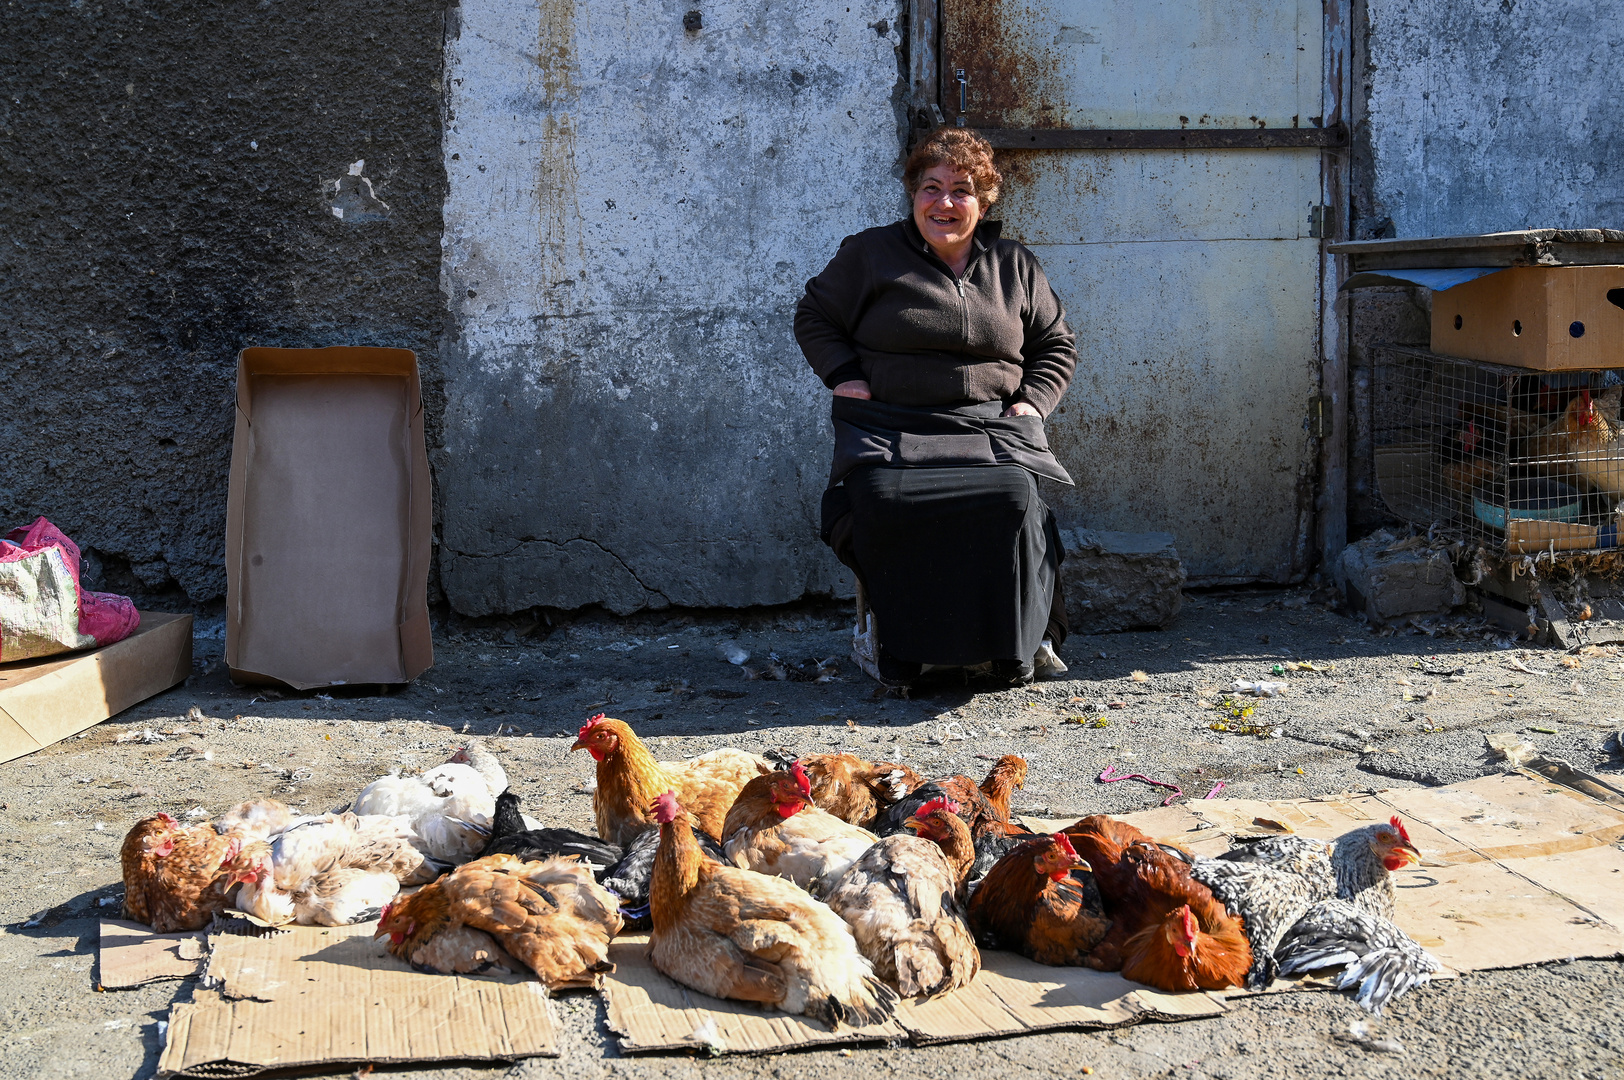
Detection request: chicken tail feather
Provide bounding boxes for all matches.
[1338,946,1438,1015]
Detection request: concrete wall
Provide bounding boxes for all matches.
[1354,0,1624,239]
[0,0,449,607]
[436,0,908,615]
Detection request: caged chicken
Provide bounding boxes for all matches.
[222,812,447,926]
[571,714,771,847]
[1186,817,1439,1012]
[965,832,1109,966]
[793,752,924,827]
[1560,387,1624,501]
[721,762,879,898]
[376,853,623,987]
[121,813,243,932]
[649,790,897,1028]
[824,796,980,999]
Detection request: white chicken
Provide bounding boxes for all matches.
[223,812,446,926]
[354,744,499,862]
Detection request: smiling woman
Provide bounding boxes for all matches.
[794,128,1079,688]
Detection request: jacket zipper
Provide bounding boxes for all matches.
[955,274,967,345]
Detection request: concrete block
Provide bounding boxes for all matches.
[1058,528,1187,634]
[1337,530,1465,623]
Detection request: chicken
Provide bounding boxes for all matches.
[965,833,1109,966]
[442,738,511,799]
[222,813,445,926]
[1102,841,1251,991]
[1561,387,1624,500]
[1061,817,1212,971]
[649,790,896,1027]
[721,763,879,898]
[353,747,496,863]
[1121,902,1254,993]
[478,789,623,873]
[376,853,622,988]
[120,814,243,932]
[795,752,924,827]
[598,822,727,930]
[1188,816,1435,1011]
[394,923,522,976]
[213,798,303,843]
[824,796,980,999]
[977,755,1027,821]
[571,714,771,847]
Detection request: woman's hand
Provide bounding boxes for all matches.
[833,380,873,400]
[1002,401,1040,417]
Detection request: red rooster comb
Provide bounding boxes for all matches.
[578,714,607,739]
[378,901,393,923]
[917,796,961,819]
[1180,905,1199,941]
[1051,832,1080,860]
[790,761,813,797]
[1389,815,1411,843]
[652,790,683,825]
[157,812,178,825]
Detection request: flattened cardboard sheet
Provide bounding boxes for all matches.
[604,773,1624,1054]
[0,612,192,764]
[158,921,556,1078]
[98,919,207,989]
[225,347,432,690]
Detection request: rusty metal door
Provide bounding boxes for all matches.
[935,0,1334,583]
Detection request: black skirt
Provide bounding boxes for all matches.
[827,464,1065,667]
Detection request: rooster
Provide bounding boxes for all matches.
[1188,817,1436,1011]
[649,790,897,1028]
[376,853,622,988]
[571,714,771,847]
[824,796,980,999]
[795,752,924,827]
[222,813,446,926]
[477,789,622,873]
[121,814,243,932]
[965,833,1109,966]
[721,762,879,898]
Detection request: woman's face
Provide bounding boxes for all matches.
[912,163,982,255]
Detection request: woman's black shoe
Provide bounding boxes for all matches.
[990,658,1035,687]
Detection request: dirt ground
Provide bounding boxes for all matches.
[3,587,1622,1080]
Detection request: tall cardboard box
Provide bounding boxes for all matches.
[225,347,433,689]
[1431,265,1624,370]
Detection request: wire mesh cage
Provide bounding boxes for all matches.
[1372,345,1624,556]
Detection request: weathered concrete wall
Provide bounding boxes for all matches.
[436,0,908,615]
[1355,0,1624,239]
[0,0,449,607]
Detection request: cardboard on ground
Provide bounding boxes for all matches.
[156,921,557,1078]
[0,612,192,765]
[102,768,1623,1069]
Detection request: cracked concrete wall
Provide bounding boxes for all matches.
[0,0,449,607]
[437,0,909,616]
[1353,0,1624,239]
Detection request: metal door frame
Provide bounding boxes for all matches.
[907,0,1354,578]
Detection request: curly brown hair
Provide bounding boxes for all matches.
[903,128,1002,205]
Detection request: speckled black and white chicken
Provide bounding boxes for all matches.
[1184,817,1441,1013]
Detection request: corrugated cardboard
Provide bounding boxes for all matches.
[158,921,556,1078]
[1430,265,1624,369]
[225,347,433,690]
[0,612,192,765]
[603,773,1624,1054]
[98,920,208,989]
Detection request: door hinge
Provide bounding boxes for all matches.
[1308,204,1335,239]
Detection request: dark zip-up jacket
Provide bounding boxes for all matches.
[793,217,1078,418]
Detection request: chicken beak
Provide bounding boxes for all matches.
[901,816,921,832]
[1069,855,1091,872]
[372,924,390,941]
[1395,843,1422,866]
[568,738,589,752]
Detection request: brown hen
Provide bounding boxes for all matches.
[120,814,243,932]
[966,833,1110,966]
[796,752,924,827]
[571,715,770,847]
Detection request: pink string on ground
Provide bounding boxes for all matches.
[1203,781,1228,799]
[1097,765,1184,806]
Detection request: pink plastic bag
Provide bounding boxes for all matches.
[0,517,140,662]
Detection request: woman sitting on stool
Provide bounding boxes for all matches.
[795,128,1077,688]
